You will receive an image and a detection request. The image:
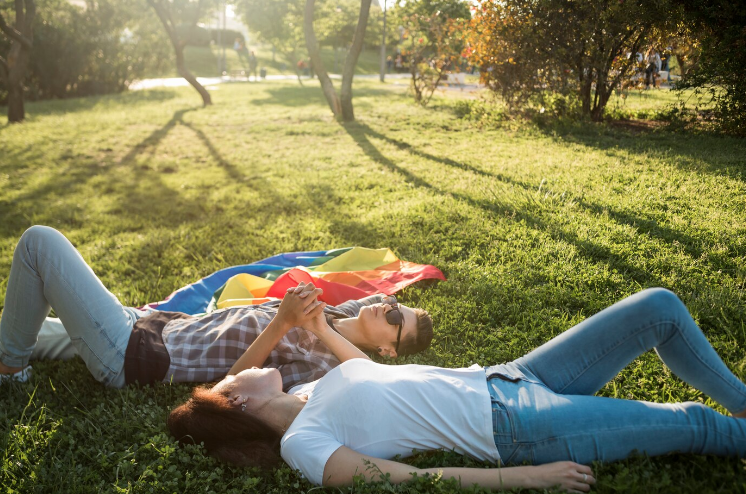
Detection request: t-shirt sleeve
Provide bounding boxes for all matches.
[281,431,344,486]
[333,294,383,318]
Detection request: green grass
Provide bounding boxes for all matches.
[1,82,746,493]
[148,45,385,78]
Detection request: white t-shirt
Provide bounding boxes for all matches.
[281,359,499,486]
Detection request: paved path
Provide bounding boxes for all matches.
[129,72,483,93]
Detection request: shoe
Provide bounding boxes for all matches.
[0,365,32,383]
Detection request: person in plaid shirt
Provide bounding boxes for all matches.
[0,227,434,389]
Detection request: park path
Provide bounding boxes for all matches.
[129,72,484,93]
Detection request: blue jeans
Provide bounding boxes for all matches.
[0,226,150,387]
[486,288,746,464]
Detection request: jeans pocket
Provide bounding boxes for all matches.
[492,399,534,465]
[497,442,534,465]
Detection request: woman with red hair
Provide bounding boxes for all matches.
[169,288,746,492]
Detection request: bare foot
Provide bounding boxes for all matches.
[0,361,23,374]
[733,410,746,420]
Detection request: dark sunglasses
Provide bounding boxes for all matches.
[381,295,404,354]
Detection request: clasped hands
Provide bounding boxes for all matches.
[276,281,329,336]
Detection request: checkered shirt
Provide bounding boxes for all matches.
[161,294,382,391]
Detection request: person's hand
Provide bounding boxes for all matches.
[529,462,595,493]
[276,282,326,328]
[302,308,332,338]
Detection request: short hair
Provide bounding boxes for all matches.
[168,387,280,468]
[397,308,433,356]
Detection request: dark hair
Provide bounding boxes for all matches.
[398,308,433,356]
[167,387,280,468]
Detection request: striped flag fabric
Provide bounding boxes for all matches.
[144,247,445,315]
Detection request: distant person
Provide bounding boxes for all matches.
[386,55,393,73]
[248,51,258,81]
[297,59,308,77]
[644,48,661,89]
[234,38,250,67]
[660,46,673,83]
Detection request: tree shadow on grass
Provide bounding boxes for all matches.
[249,84,398,108]
[341,121,662,288]
[537,124,746,183]
[22,89,178,118]
[114,106,292,226]
[0,106,285,242]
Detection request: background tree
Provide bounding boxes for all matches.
[304,0,371,121]
[235,0,307,85]
[469,0,671,121]
[147,0,213,106]
[674,0,746,136]
[0,0,35,123]
[393,0,470,105]
[1,0,173,104]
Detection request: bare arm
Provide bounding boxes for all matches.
[227,283,325,375]
[322,446,595,493]
[303,311,371,363]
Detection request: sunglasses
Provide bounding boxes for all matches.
[381,295,404,354]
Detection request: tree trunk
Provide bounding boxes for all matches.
[304,0,341,117]
[0,0,36,124]
[339,0,371,122]
[175,43,212,106]
[580,77,592,118]
[7,83,24,123]
[148,0,212,107]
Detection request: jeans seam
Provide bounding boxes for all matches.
[26,246,122,372]
[532,422,745,443]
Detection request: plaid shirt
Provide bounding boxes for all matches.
[161,294,382,390]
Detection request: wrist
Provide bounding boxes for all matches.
[273,313,294,332]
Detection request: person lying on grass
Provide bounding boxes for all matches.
[0,226,432,388]
[169,287,746,493]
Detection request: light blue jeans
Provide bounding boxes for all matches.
[0,226,150,387]
[487,288,746,464]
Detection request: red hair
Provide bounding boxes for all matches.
[167,386,281,468]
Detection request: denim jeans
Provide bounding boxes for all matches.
[0,226,150,387]
[486,288,746,465]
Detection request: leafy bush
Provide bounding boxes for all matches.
[209,28,245,47]
[0,0,171,103]
[176,24,212,47]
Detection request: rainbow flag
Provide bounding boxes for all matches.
[145,247,445,315]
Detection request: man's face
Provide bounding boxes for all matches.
[358,300,417,358]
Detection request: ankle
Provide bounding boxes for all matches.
[0,361,23,374]
[733,409,746,420]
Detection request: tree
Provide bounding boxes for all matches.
[0,0,36,123]
[304,0,371,121]
[674,0,746,136]
[469,0,669,121]
[148,0,212,106]
[393,0,470,106]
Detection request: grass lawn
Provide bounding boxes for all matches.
[1,81,746,493]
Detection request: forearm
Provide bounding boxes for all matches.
[227,316,291,375]
[324,447,537,490]
[419,466,535,490]
[313,326,370,363]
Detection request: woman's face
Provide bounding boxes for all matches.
[212,367,284,412]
